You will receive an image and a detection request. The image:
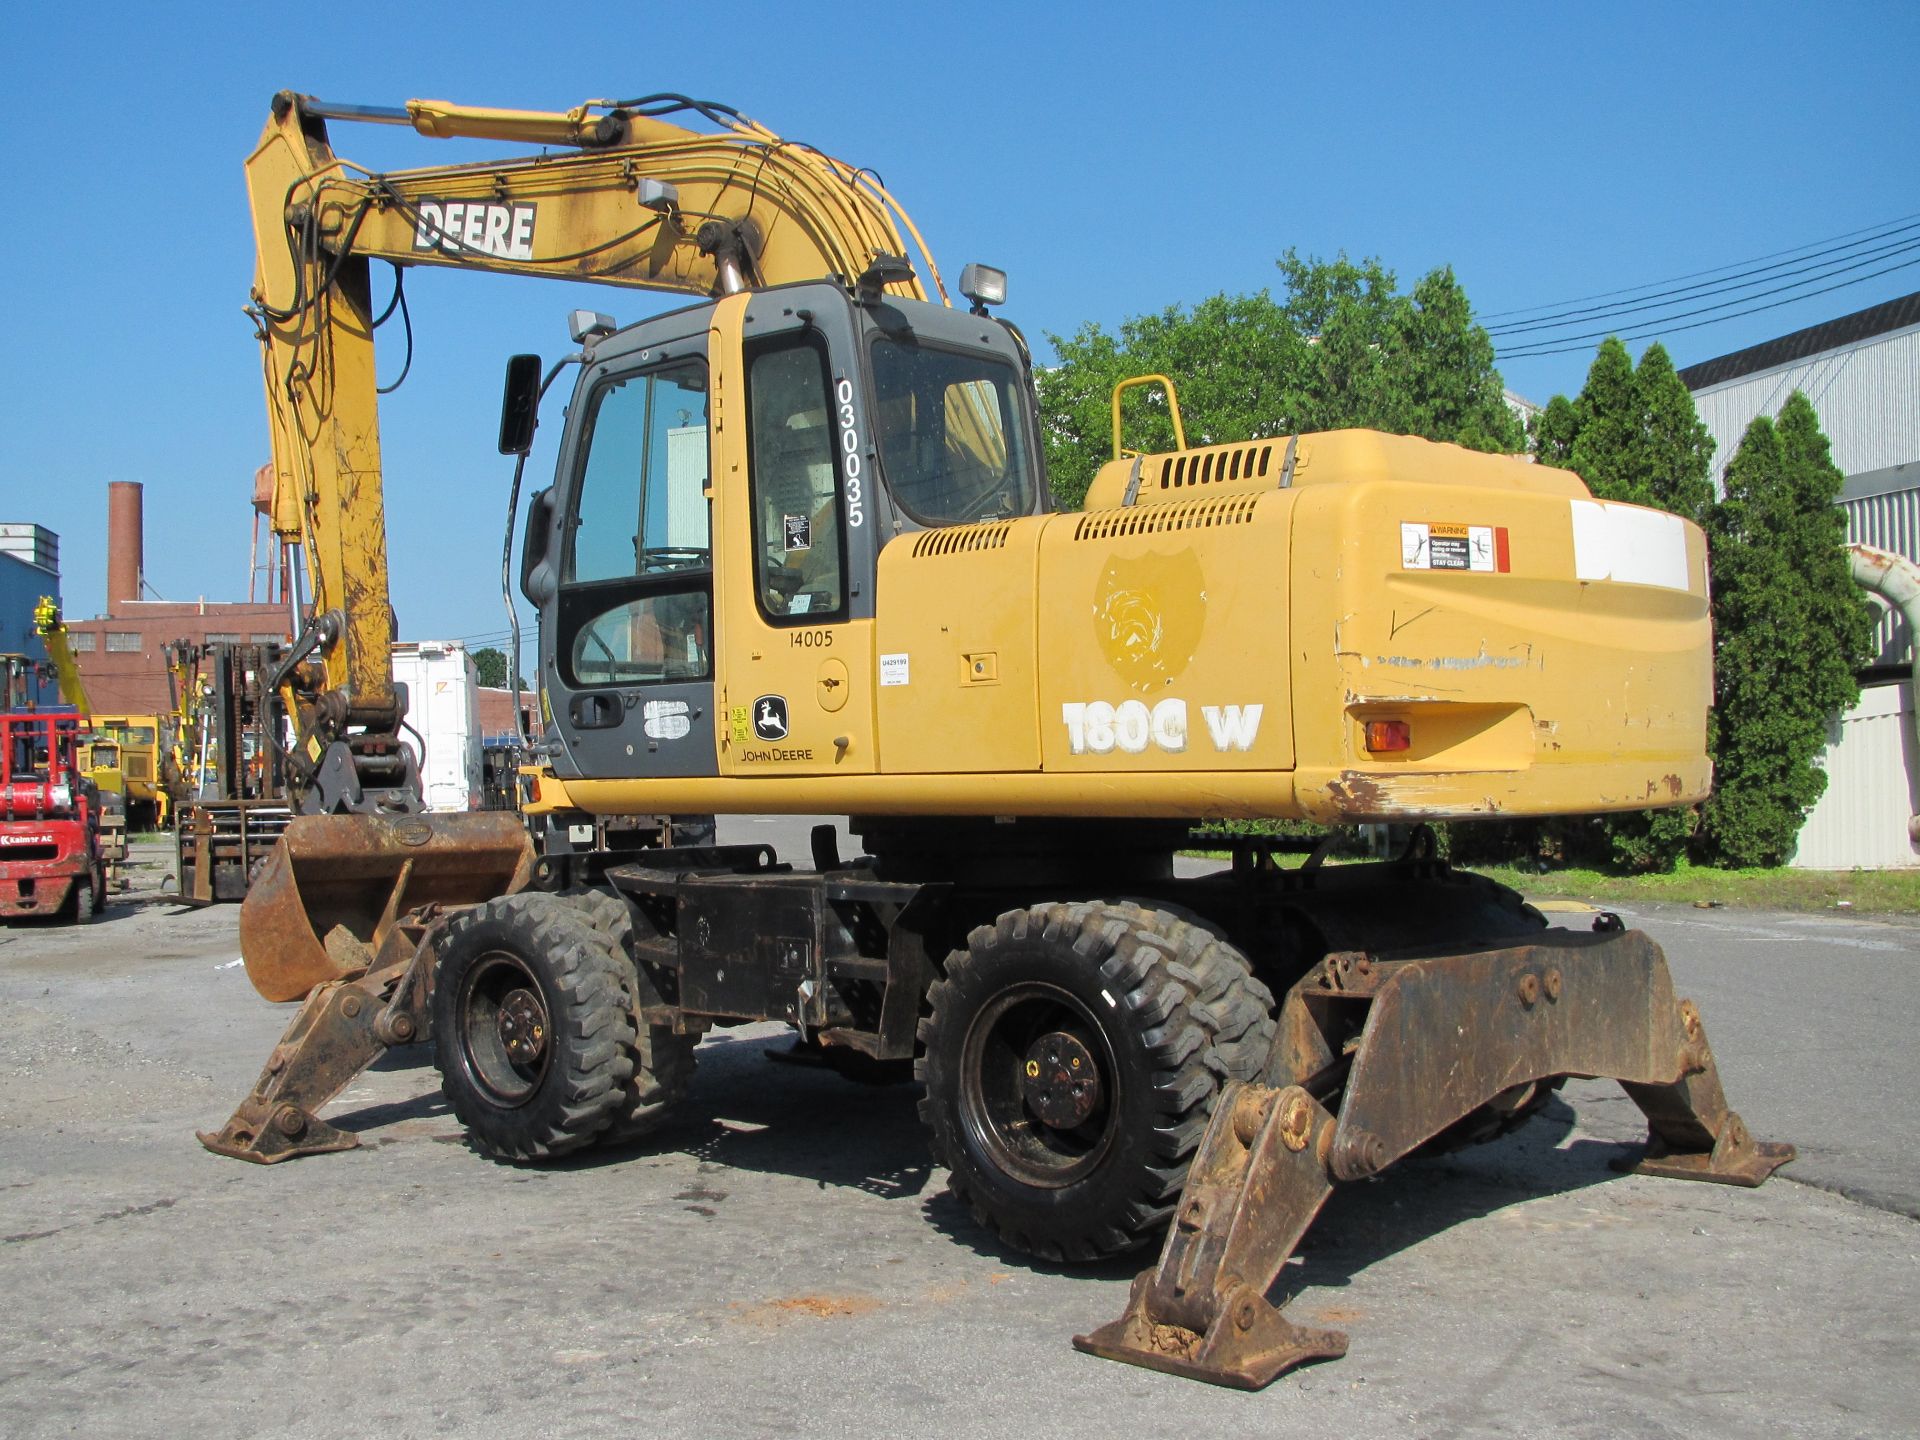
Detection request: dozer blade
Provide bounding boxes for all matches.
[239,811,534,1002]
[1075,926,1794,1389]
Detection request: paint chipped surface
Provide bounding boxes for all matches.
[1323,770,1505,821]
[1375,645,1530,672]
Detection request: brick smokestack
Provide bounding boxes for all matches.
[107,480,144,615]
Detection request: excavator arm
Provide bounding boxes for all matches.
[246,89,944,812]
[32,597,90,720]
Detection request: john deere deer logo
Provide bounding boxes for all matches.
[1095,549,1205,691]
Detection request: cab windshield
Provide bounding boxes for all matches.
[869,338,1035,526]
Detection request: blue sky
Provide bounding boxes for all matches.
[5,1,1915,649]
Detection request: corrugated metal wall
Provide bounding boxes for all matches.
[1847,488,1920,667]
[1794,681,1919,869]
[1689,324,1920,477]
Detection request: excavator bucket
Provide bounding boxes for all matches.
[238,811,535,1002]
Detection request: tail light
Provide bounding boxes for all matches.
[1364,720,1411,754]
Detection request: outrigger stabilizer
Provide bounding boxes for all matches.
[1074,921,1794,1389]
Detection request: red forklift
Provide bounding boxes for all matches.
[1,712,108,923]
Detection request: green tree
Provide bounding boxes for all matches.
[1634,344,1717,526]
[472,646,508,689]
[1701,394,1875,866]
[1537,337,1714,521]
[1039,251,1521,509]
[1519,338,1719,871]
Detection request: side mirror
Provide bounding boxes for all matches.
[498,353,543,456]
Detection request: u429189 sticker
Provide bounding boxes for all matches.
[1401,522,1509,573]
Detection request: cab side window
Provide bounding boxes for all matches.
[746,337,844,621]
[560,361,713,687]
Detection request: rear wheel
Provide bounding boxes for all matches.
[432,893,635,1161]
[73,876,95,924]
[917,902,1275,1263]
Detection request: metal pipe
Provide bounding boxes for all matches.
[1847,542,1920,843]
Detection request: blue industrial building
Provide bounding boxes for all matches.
[0,523,65,710]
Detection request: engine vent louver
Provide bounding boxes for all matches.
[1158,442,1275,491]
[1074,495,1263,542]
[909,521,1015,558]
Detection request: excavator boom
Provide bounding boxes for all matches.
[247,90,943,813]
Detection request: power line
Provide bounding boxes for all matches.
[1487,223,1920,337]
[1480,210,1920,321]
[1493,234,1920,351]
[1496,251,1920,358]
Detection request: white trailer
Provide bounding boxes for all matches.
[390,641,481,812]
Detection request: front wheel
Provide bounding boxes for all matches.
[917,902,1274,1263]
[432,894,636,1161]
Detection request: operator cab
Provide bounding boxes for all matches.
[512,277,1045,786]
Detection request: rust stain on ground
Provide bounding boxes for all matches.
[730,1294,883,1329]
[1305,1306,1366,1325]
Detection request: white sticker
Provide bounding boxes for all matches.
[1402,521,1503,572]
[642,699,691,741]
[1569,500,1690,591]
[880,653,910,687]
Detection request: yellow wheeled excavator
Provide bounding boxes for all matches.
[204,90,1792,1390]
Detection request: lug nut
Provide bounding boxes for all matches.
[1517,973,1541,1007]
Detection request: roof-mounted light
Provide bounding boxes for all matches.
[959,263,1007,315]
[568,310,617,345]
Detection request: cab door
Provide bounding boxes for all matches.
[716,309,877,777]
[538,326,719,782]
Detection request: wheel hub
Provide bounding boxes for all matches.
[1022,1031,1101,1129]
[496,988,548,1065]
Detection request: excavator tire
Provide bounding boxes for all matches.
[560,888,698,1144]
[432,893,635,1161]
[917,901,1276,1264]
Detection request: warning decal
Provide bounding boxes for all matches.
[1401,522,1509,573]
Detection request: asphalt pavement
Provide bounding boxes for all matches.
[0,831,1914,1438]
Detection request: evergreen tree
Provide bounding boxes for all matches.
[1542,338,1713,518]
[1634,344,1716,525]
[1040,251,1520,509]
[1530,393,1578,468]
[1700,395,1874,866]
[1564,338,1647,505]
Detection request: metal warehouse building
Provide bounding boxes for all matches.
[1679,291,1920,869]
[0,524,64,711]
